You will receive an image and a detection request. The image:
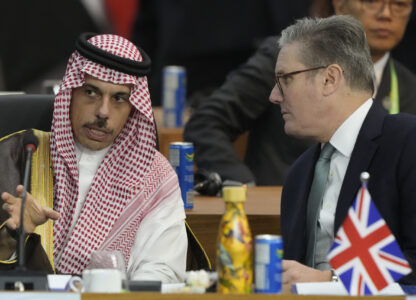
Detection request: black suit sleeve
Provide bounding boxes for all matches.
[183,37,278,183]
[0,233,54,273]
[396,120,416,284]
[394,59,416,114]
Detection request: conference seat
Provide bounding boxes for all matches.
[0,94,54,138]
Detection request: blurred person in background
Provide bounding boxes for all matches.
[0,1,97,93]
[0,0,139,94]
[132,0,310,106]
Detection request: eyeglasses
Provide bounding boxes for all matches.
[274,66,328,96]
[358,0,413,18]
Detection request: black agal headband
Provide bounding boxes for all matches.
[75,32,151,76]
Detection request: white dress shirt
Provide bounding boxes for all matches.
[314,98,373,270]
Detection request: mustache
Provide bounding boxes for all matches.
[83,118,113,134]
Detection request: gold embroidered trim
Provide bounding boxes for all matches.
[32,129,54,270]
[185,221,212,270]
[0,130,27,143]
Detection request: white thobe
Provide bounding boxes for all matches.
[57,143,187,283]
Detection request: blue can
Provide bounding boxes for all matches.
[255,235,283,294]
[169,142,194,209]
[162,66,186,128]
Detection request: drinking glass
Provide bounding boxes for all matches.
[87,250,128,289]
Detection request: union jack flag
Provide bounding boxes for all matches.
[327,182,411,295]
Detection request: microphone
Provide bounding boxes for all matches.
[0,131,47,291]
[194,172,222,196]
[17,134,39,270]
[193,169,245,196]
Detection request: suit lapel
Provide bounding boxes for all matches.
[303,143,321,190]
[298,144,322,261]
[334,102,386,232]
[283,143,320,262]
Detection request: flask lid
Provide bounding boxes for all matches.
[222,186,246,203]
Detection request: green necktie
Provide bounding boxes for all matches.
[305,142,336,268]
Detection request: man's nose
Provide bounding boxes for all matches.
[376,1,393,18]
[96,98,110,119]
[269,84,283,104]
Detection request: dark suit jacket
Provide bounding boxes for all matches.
[281,102,416,284]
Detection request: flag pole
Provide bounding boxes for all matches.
[360,172,370,185]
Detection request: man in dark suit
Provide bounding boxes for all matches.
[271,15,416,284]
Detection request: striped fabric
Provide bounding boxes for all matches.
[49,34,174,274]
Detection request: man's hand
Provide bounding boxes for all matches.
[282,260,332,284]
[1,185,60,233]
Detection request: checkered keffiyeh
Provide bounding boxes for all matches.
[50,34,178,274]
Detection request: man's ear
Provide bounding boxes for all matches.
[322,64,343,96]
[332,0,346,14]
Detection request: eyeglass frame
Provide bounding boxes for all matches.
[358,0,413,18]
[274,66,328,96]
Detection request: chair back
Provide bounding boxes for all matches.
[0,94,54,138]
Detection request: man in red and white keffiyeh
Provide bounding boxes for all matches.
[1,33,187,282]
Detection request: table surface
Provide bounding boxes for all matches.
[80,292,406,300]
[0,291,406,300]
[187,186,282,215]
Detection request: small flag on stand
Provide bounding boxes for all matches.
[328,172,411,295]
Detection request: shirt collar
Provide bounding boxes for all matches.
[373,52,390,93]
[329,98,373,158]
[74,140,111,165]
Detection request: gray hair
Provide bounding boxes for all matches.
[278,15,375,94]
